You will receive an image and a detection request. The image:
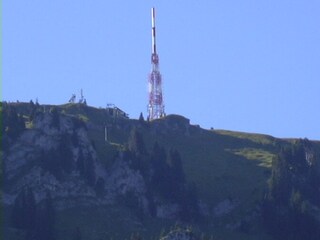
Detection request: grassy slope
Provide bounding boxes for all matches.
[152,128,276,204]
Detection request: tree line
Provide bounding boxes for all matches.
[262,139,320,240]
[11,188,55,240]
[124,128,200,222]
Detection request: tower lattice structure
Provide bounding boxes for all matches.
[148,7,165,121]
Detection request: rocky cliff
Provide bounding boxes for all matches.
[2,105,191,223]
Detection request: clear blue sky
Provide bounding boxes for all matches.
[3,1,320,140]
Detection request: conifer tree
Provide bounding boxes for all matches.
[50,107,60,129]
[139,112,145,122]
[77,150,85,175]
[128,128,145,155]
[168,149,185,186]
[95,177,105,197]
[12,188,27,229]
[84,155,96,186]
[268,150,291,204]
[3,105,25,140]
[12,187,36,231]
[72,227,82,240]
[150,142,171,198]
[36,191,55,240]
[58,134,73,173]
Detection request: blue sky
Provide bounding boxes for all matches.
[3,1,320,139]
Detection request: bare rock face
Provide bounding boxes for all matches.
[3,111,153,214]
[155,203,180,219]
[160,229,196,240]
[104,155,149,212]
[3,112,101,207]
[213,198,238,217]
[105,156,146,196]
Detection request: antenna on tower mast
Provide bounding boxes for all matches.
[147,7,165,121]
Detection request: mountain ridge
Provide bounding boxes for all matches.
[2,101,320,240]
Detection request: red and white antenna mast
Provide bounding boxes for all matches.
[148,7,165,121]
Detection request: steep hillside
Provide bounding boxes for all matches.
[1,101,319,240]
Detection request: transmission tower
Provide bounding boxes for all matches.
[147,7,165,121]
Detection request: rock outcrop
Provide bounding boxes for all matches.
[3,111,148,211]
[160,228,196,240]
